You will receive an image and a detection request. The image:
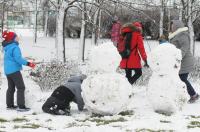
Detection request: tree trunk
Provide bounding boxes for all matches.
[79,1,86,61]
[55,1,68,61]
[179,6,183,21]
[34,0,38,44]
[159,2,164,37]
[1,1,5,34]
[92,8,100,45]
[97,10,101,41]
[44,9,49,37]
[63,10,67,62]
[188,0,195,55]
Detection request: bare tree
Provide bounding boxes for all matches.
[79,0,86,61]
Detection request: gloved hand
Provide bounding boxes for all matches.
[144,60,149,68]
[27,62,36,69]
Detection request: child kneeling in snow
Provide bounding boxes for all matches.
[42,75,86,115]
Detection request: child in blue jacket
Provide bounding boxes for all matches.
[2,30,36,111]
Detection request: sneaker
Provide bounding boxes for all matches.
[188,94,199,103]
[7,105,18,110]
[17,106,30,112]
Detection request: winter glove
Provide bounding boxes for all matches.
[144,60,149,68]
[27,62,36,69]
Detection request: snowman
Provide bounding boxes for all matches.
[82,42,132,115]
[147,43,187,115]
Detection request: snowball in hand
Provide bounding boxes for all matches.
[147,43,187,115]
[82,73,133,115]
[88,42,121,73]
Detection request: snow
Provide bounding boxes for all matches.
[82,42,132,115]
[87,42,121,73]
[82,73,132,115]
[0,33,200,131]
[147,43,187,114]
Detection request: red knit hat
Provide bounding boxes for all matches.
[2,30,16,42]
[133,22,142,28]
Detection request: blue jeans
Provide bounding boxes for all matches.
[179,73,196,97]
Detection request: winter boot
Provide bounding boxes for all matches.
[188,94,199,103]
[7,105,18,110]
[17,106,30,112]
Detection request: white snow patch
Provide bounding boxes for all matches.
[87,42,121,73]
[147,43,187,114]
[82,73,132,115]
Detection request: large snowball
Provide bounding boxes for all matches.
[147,74,187,114]
[88,42,121,73]
[147,43,187,115]
[148,43,182,75]
[82,73,132,115]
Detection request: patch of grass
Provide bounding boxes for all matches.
[14,123,41,129]
[91,113,104,118]
[13,125,20,129]
[78,117,127,126]
[187,121,200,129]
[12,117,29,122]
[189,115,200,119]
[119,110,134,116]
[0,126,6,128]
[32,112,37,115]
[0,118,8,123]
[94,117,127,126]
[155,110,173,116]
[46,119,52,122]
[65,122,90,128]
[135,128,174,132]
[160,120,171,123]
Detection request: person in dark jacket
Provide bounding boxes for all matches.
[169,20,199,103]
[2,30,36,111]
[42,75,86,115]
[119,22,149,84]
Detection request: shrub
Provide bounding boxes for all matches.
[30,59,79,91]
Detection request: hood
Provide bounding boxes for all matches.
[171,20,184,32]
[2,41,19,51]
[168,27,188,40]
[121,23,140,34]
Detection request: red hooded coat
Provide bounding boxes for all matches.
[119,22,147,69]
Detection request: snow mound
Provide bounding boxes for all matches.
[148,43,182,74]
[82,73,132,115]
[147,43,187,115]
[88,42,121,73]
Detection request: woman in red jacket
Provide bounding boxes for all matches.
[119,22,148,84]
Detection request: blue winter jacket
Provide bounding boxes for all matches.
[2,41,28,75]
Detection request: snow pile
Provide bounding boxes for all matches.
[147,43,187,115]
[87,42,121,73]
[82,42,132,115]
[82,73,132,115]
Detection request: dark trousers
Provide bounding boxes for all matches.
[125,68,142,85]
[179,73,196,97]
[6,71,25,107]
[42,87,74,115]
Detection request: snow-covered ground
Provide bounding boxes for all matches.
[0,36,200,132]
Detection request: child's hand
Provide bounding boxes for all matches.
[27,62,36,69]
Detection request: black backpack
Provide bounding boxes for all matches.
[117,32,132,58]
